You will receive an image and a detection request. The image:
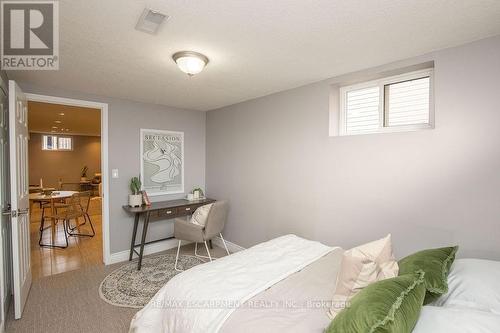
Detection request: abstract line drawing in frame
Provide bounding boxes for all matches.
[140,129,184,196]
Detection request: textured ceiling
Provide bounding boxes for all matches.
[8,0,500,111]
[28,101,100,136]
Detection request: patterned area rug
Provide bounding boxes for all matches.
[99,254,204,308]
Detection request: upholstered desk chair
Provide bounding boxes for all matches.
[174,200,230,271]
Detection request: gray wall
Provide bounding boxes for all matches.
[29,133,101,189]
[16,84,206,254]
[206,36,500,260]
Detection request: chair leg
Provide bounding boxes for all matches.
[194,242,212,260]
[39,217,68,249]
[38,216,45,245]
[86,213,95,235]
[204,241,212,262]
[220,233,230,256]
[62,219,69,247]
[174,240,183,272]
[66,215,95,238]
[69,214,87,230]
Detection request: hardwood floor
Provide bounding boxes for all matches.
[29,197,103,279]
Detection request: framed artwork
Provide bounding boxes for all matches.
[140,129,184,196]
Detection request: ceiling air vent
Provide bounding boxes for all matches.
[135,8,168,35]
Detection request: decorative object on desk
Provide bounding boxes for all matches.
[80,165,88,182]
[99,254,204,308]
[141,190,151,206]
[129,176,143,207]
[192,187,204,199]
[141,129,184,196]
[187,193,194,200]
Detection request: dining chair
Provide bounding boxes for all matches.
[66,191,95,237]
[173,200,230,271]
[39,200,74,249]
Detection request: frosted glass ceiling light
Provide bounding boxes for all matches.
[172,51,209,76]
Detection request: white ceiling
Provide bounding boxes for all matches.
[9,0,500,111]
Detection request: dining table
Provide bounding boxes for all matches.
[29,191,78,246]
[29,186,56,193]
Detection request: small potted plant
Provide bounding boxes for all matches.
[80,166,88,182]
[129,177,143,207]
[192,187,204,199]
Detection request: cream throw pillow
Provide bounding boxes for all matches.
[190,204,213,227]
[328,234,399,319]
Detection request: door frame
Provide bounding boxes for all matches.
[24,93,111,264]
[0,78,10,332]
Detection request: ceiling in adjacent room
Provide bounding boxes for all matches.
[28,101,101,136]
[8,0,500,111]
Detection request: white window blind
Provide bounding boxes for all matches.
[339,68,433,136]
[42,135,58,150]
[58,137,72,150]
[345,86,380,134]
[41,135,73,151]
[385,77,430,126]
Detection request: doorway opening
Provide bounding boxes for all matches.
[26,95,109,278]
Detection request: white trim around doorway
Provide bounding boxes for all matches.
[25,93,111,265]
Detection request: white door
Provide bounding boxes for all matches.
[0,79,12,329]
[8,80,31,319]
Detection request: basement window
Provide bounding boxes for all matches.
[42,135,73,151]
[338,68,434,136]
[58,137,73,150]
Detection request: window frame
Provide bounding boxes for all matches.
[57,136,73,151]
[339,68,434,136]
[41,135,58,151]
[41,134,73,151]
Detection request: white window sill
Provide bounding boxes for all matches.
[336,124,434,137]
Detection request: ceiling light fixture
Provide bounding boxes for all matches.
[59,113,65,116]
[52,126,58,129]
[55,120,62,124]
[172,51,209,76]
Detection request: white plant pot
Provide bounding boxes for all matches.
[129,194,143,207]
[193,190,200,199]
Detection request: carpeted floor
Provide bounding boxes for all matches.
[5,243,228,333]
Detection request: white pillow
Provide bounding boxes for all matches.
[413,306,500,333]
[432,258,500,314]
[348,233,399,279]
[328,234,399,318]
[190,203,213,227]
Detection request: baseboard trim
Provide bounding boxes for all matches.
[108,237,245,265]
[212,236,245,253]
[108,238,181,265]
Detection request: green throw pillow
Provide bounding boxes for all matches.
[326,271,426,333]
[398,246,458,304]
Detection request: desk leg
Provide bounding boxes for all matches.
[137,211,151,270]
[129,213,140,261]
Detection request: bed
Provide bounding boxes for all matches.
[129,235,500,333]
